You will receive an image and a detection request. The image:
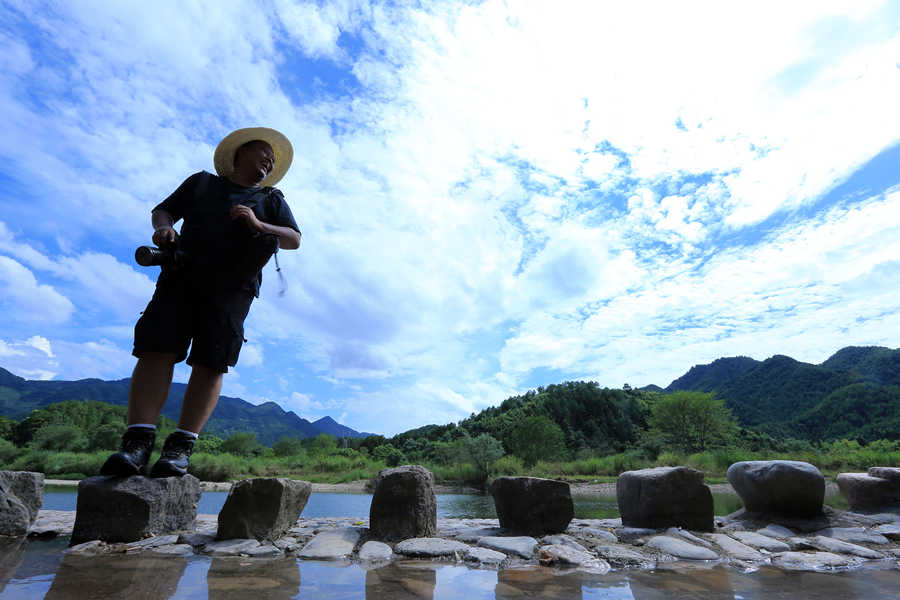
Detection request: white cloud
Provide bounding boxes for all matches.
[25,336,53,357]
[0,256,74,324]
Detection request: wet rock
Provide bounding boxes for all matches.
[541,534,588,551]
[246,544,284,558]
[395,537,468,557]
[579,527,617,542]
[731,531,790,552]
[757,524,795,538]
[150,544,194,557]
[772,551,860,571]
[810,535,885,559]
[216,478,311,542]
[0,471,44,536]
[179,532,215,547]
[70,475,201,545]
[65,540,109,555]
[273,536,299,552]
[369,465,437,542]
[812,526,889,545]
[706,533,766,561]
[646,535,719,560]
[538,544,611,574]
[477,535,538,558]
[490,477,574,535]
[453,526,503,543]
[617,467,714,531]
[28,510,74,538]
[297,527,360,560]
[464,546,506,565]
[203,539,261,556]
[358,540,393,561]
[593,544,655,569]
[665,527,712,547]
[124,534,180,552]
[727,460,824,517]
[788,537,817,550]
[874,523,900,540]
[615,526,660,543]
[836,469,900,511]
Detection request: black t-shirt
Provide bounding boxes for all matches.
[153,171,300,296]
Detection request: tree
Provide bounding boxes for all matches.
[221,432,262,456]
[455,432,504,488]
[648,391,737,453]
[273,436,304,457]
[372,444,405,467]
[30,424,88,452]
[505,416,567,467]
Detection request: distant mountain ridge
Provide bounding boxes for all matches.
[0,368,375,445]
[665,346,900,441]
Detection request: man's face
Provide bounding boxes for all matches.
[235,141,275,183]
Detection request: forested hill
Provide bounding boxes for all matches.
[665,346,900,441]
[0,368,372,445]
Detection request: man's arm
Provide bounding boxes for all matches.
[230,205,302,250]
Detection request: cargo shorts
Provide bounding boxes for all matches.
[133,273,253,373]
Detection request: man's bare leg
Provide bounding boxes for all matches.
[127,352,178,425]
[177,364,224,433]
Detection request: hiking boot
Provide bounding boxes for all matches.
[100,427,156,477]
[149,431,196,477]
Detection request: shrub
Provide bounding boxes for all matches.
[188,453,244,481]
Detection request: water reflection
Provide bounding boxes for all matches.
[0,538,26,594]
[207,557,300,599]
[366,562,437,599]
[44,554,187,600]
[630,565,736,600]
[496,567,585,599]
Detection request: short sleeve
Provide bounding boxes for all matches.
[266,188,300,233]
[152,172,206,223]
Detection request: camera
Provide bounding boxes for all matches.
[134,245,188,268]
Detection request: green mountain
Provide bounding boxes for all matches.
[0,367,372,445]
[666,346,900,441]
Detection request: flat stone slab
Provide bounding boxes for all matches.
[123,535,180,552]
[706,533,766,561]
[538,544,611,574]
[788,537,817,550]
[29,510,75,537]
[812,527,890,545]
[246,544,284,558]
[594,544,655,569]
[874,523,900,540]
[203,539,261,556]
[757,524,795,538]
[149,543,194,557]
[810,536,885,559]
[297,528,360,560]
[451,527,504,543]
[615,527,660,543]
[540,534,588,551]
[665,527,712,547]
[731,531,790,552]
[772,551,861,571]
[477,536,538,558]
[579,527,617,542]
[358,541,393,561]
[395,537,469,557]
[464,546,506,565]
[646,536,719,560]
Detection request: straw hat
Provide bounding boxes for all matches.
[213,127,293,187]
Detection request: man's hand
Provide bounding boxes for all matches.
[230,205,266,233]
[152,226,178,247]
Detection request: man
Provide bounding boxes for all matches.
[101,127,301,478]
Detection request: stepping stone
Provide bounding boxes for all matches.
[646,535,719,560]
[617,467,714,531]
[810,536,885,559]
[706,533,766,561]
[730,531,790,552]
[394,537,468,557]
[217,478,311,541]
[836,469,900,511]
[477,536,538,558]
[370,466,437,542]
[490,477,574,535]
[297,528,360,560]
[0,471,44,536]
[727,461,824,517]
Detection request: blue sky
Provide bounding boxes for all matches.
[1,1,898,436]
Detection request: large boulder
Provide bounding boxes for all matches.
[490,476,574,535]
[616,466,714,531]
[0,471,44,536]
[217,478,311,541]
[727,460,824,517]
[70,475,201,545]
[369,465,437,541]
[836,467,900,511]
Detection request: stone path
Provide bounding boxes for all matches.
[30,508,900,574]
